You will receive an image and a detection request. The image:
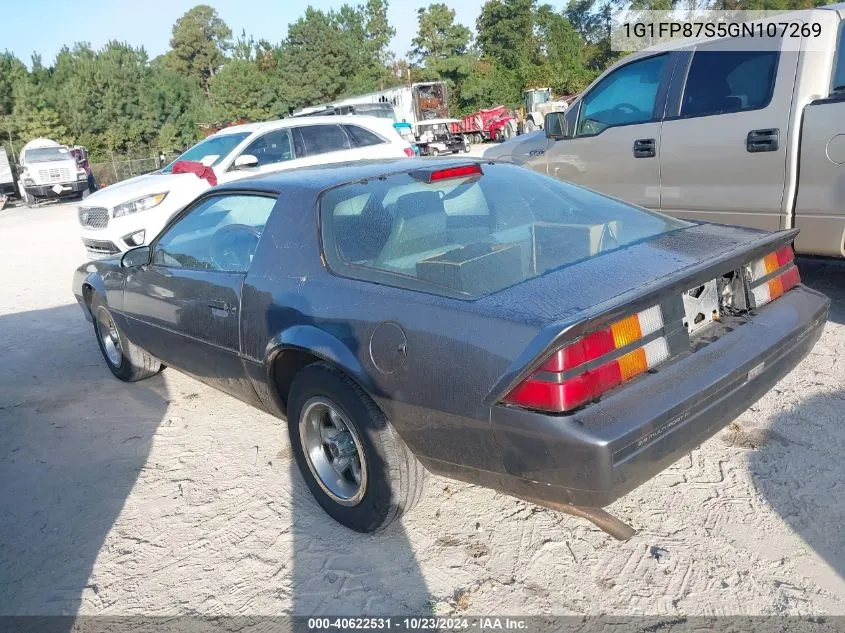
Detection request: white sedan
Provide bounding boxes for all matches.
[77,116,414,257]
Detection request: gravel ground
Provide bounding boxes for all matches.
[1,193,844,618]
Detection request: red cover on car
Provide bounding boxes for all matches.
[171,160,218,187]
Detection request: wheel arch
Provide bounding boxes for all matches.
[77,271,108,321]
[264,325,377,417]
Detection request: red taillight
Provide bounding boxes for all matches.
[503,306,670,413]
[403,146,415,157]
[746,245,800,308]
[428,164,483,182]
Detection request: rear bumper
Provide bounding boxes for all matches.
[422,285,829,507]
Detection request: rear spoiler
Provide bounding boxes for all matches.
[486,228,800,406]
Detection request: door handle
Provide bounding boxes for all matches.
[633,138,656,158]
[747,129,779,153]
[208,300,235,317]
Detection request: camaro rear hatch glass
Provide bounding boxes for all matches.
[320,163,690,299]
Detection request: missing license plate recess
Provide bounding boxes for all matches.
[682,279,720,334]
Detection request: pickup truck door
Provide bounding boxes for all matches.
[543,52,675,208]
[659,37,799,230]
[122,192,277,402]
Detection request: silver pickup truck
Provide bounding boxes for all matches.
[485,4,845,257]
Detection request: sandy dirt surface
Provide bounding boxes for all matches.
[1,197,844,618]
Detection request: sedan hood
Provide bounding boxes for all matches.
[81,172,207,208]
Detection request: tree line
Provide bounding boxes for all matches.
[0,0,830,162]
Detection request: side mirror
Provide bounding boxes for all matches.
[233,154,259,170]
[121,245,151,268]
[545,112,566,140]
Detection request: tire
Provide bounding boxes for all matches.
[90,294,162,382]
[287,362,426,533]
[474,134,482,145]
[431,147,440,157]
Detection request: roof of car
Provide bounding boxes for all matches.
[213,157,489,194]
[214,115,390,136]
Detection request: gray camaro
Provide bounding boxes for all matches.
[73,158,829,538]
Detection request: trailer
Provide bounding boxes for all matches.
[1,147,16,197]
[449,106,517,144]
[291,82,449,127]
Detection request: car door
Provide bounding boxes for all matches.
[218,128,297,183]
[543,52,674,208]
[659,36,798,230]
[343,123,401,159]
[291,123,358,166]
[121,192,278,400]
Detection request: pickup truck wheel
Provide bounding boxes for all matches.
[431,147,440,156]
[90,295,162,382]
[287,362,426,533]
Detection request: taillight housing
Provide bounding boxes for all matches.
[503,305,670,413]
[745,245,800,308]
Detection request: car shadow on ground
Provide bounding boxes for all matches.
[745,259,845,582]
[797,257,845,324]
[0,304,170,617]
[747,388,845,582]
[0,301,431,623]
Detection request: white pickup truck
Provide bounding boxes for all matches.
[17,138,89,206]
[485,4,845,257]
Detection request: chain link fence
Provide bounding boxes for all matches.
[90,153,180,188]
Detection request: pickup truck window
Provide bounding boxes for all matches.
[576,54,668,137]
[681,49,778,118]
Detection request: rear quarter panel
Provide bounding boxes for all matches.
[240,184,539,469]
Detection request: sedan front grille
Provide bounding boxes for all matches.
[78,207,109,229]
[82,239,120,256]
[38,167,72,183]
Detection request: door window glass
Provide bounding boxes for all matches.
[577,54,667,137]
[297,124,352,155]
[238,129,294,167]
[344,124,385,148]
[681,49,779,117]
[153,194,277,273]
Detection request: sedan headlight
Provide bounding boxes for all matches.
[112,193,168,218]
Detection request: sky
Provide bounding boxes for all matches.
[1,0,488,67]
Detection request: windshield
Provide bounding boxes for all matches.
[162,132,251,172]
[25,147,71,163]
[321,163,690,299]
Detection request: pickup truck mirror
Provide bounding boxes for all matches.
[233,154,259,170]
[121,245,151,268]
[545,112,566,140]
